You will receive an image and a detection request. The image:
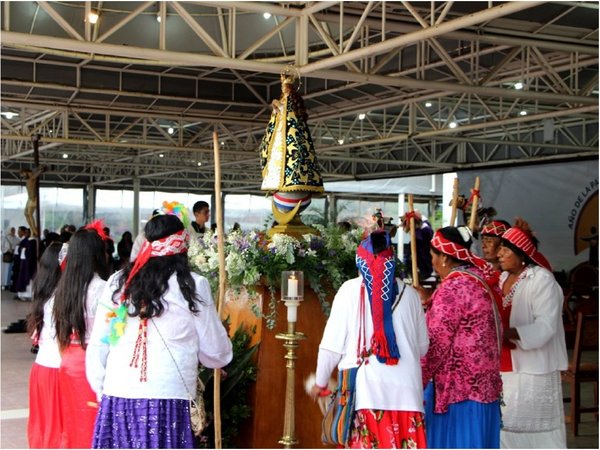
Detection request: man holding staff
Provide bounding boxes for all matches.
[400,209,434,284]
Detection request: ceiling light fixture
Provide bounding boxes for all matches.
[358,113,366,120]
[197,161,202,167]
[159,153,164,158]
[156,14,161,23]
[87,11,99,24]
[519,110,528,116]
[338,139,344,145]
[62,153,69,159]
[263,12,272,19]
[514,81,524,90]
[425,102,432,108]
[449,121,458,129]
[4,112,15,119]
[167,127,174,135]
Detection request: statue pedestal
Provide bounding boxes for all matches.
[224,285,333,448]
[267,215,320,240]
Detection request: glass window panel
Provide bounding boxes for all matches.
[1,186,83,234]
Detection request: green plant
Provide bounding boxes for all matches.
[197,322,258,448]
[188,225,365,329]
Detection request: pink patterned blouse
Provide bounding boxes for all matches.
[421,266,502,413]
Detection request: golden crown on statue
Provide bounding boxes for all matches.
[280,64,301,91]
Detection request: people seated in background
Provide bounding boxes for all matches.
[480,220,511,271]
[191,201,210,235]
[400,210,434,281]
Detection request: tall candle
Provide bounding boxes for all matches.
[287,304,298,322]
[288,275,298,298]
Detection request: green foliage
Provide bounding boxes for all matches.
[198,323,258,449]
[188,225,365,329]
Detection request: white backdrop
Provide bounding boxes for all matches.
[456,161,599,272]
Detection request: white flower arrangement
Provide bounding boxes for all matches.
[188,225,365,329]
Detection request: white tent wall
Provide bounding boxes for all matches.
[326,174,444,265]
[324,174,443,197]
[457,161,599,273]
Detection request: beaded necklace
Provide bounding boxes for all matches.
[502,265,530,309]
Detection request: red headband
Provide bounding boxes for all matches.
[431,231,487,270]
[84,219,109,241]
[122,229,190,301]
[502,227,552,272]
[431,230,499,285]
[481,220,509,237]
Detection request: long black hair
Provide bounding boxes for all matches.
[53,228,110,351]
[112,214,201,320]
[27,241,63,337]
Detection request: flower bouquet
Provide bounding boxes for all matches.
[188,225,365,329]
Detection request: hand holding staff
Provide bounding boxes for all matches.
[408,194,419,288]
[449,177,459,226]
[468,176,481,232]
[213,131,225,449]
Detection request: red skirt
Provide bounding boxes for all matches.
[28,363,62,448]
[58,344,98,448]
[349,409,427,449]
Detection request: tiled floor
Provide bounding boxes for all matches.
[1,293,34,449]
[1,289,598,449]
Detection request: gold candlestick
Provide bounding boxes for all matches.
[276,271,306,448]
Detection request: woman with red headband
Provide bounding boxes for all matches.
[497,219,568,448]
[53,225,110,447]
[421,226,502,448]
[86,212,232,449]
[480,220,511,271]
[26,241,64,448]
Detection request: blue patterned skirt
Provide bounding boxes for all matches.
[93,395,195,449]
[424,382,501,449]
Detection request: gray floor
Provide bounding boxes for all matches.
[1,289,598,449]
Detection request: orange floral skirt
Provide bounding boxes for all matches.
[349,409,426,449]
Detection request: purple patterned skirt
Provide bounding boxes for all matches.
[93,395,194,449]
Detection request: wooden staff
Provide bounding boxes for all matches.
[468,176,481,232]
[213,131,226,449]
[408,194,419,288]
[449,177,459,227]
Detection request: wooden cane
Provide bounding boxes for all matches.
[408,194,419,288]
[449,177,459,227]
[213,131,226,449]
[468,176,481,232]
